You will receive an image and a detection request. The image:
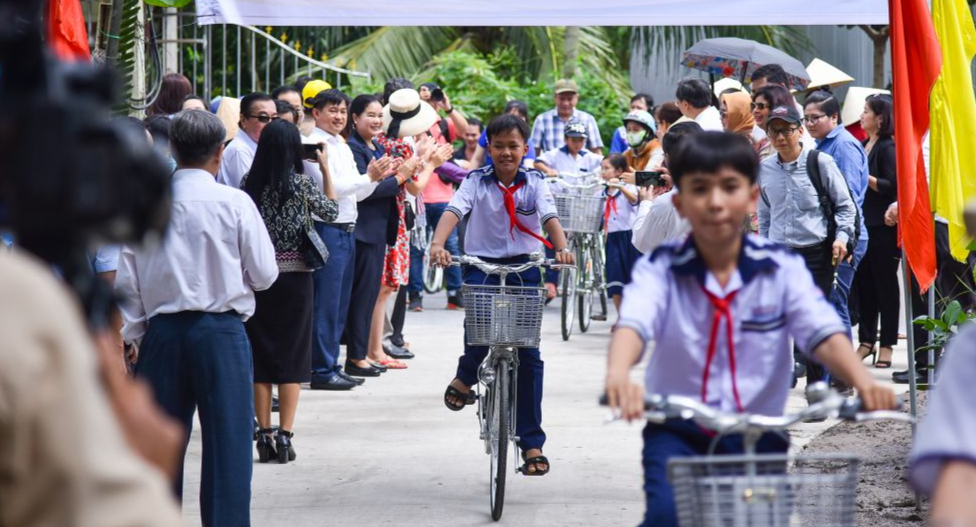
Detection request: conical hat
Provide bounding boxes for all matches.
[842,86,890,127]
[806,58,855,90]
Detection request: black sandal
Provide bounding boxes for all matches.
[518,453,550,476]
[444,383,476,411]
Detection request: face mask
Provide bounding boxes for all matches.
[626,130,647,147]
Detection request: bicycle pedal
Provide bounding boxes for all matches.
[590,314,607,321]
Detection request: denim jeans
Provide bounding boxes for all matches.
[830,237,868,334]
[311,223,355,380]
[137,311,254,527]
[408,202,462,294]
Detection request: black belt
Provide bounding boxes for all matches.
[325,222,355,233]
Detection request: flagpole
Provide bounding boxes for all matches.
[901,251,919,427]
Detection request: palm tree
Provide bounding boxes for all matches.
[297,25,808,106]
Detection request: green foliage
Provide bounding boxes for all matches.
[414,50,627,148]
[144,0,192,7]
[113,0,142,114]
[913,300,974,355]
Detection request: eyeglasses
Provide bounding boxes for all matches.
[804,114,828,124]
[246,114,279,123]
[767,127,799,138]
[750,102,770,111]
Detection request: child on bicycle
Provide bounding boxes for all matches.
[601,154,641,315]
[430,114,574,476]
[604,131,897,527]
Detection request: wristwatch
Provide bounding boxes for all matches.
[444,106,455,114]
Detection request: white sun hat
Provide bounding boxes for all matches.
[713,77,745,98]
[382,89,440,139]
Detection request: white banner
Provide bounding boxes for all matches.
[195,0,889,27]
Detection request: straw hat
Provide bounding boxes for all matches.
[842,86,890,127]
[382,89,439,139]
[215,97,241,143]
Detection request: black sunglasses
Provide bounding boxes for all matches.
[247,114,279,124]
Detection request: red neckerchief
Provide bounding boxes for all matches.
[700,286,744,413]
[496,181,553,249]
[603,192,618,232]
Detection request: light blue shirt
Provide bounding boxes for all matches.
[758,144,856,248]
[816,125,869,209]
[446,165,558,259]
[618,235,846,415]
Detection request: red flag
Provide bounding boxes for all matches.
[889,0,941,292]
[47,0,91,61]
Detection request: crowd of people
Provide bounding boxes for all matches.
[4,60,976,527]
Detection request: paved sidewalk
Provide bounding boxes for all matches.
[180,292,911,526]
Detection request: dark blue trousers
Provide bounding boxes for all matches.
[641,420,790,527]
[136,311,254,527]
[311,222,355,380]
[408,202,463,294]
[455,258,546,451]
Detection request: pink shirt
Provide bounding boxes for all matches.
[424,173,455,204]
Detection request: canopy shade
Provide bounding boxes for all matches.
[195,0,888,26]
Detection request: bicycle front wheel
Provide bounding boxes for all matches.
[592,238,608,318]
[560,267,576,341]
[578,243,594,333]
[489,361,510,521]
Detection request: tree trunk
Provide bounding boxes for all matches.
[873,36,887,89]
[562,26,581,79]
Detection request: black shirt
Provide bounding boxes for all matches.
[862,136,897,227]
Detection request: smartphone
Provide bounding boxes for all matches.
[635,170,665,188]
[303,143,323,161]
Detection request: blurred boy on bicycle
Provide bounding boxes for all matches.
[604,132,897,527]
[430,114,574,476]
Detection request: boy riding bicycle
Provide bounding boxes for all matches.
[604,132,897,527]
[430,114,574,476]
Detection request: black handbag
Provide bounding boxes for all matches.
[404,199,416,231]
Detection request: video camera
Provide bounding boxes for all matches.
[0,0,172,328]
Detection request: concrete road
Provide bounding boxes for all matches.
[180,291,910,527]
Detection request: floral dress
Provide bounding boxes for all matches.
[376,133,414,288]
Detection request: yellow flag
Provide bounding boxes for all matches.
[930,0,976,261]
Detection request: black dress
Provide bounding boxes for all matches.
[244,171,339,384]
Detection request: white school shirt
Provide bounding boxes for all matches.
[605,185,639,233]
[631,188,691,254]
[446,165,559,259]
[115,169,279,345]
[216,129,257,190]
[617,235,846,416]
[304,127,380,224]
[694,106,724,132]
[536,145,604,176]
[909,323,976,496]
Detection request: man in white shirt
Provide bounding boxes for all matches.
[303,88,395,385]
[115,110,279,527]
[215,92,277,189]
[675,78,723,132]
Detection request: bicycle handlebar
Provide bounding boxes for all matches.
[599,383,913,434]
[447,255,575,274]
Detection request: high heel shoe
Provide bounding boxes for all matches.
[276,430,296,464]
[256,428,277,463]
[856,343,877,365]
[876,347,893,369]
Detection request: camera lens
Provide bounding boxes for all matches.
[432,88,445,102]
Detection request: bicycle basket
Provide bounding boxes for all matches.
[668,454,859,527]
[554,193,606,234]
[462,284,546,348]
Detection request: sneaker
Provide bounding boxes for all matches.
[409,295,423,312]
[447,292,464,310]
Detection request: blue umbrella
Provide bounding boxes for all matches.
[682,37,811,90]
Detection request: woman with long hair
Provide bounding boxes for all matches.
[241,120,338,463]
[854,94,899,369]
[147,73,193,117]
